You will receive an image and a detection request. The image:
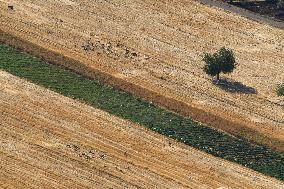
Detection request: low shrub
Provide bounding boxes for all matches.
[276,83,284,96]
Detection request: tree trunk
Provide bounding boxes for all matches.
[216,73,220,81]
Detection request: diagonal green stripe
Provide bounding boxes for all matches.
[0,44,283,180]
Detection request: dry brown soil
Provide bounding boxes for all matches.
[1,71,284,188]
[0,0,283,151]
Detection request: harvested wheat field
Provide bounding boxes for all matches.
[0,0,283,151]
[0,70,283,188]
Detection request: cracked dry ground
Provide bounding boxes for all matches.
[1,71,284,188]
[0,0,283,151]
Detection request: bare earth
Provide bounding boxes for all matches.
[0,0,283,151]
[0,71,283,188]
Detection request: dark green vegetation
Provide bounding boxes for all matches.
[225,0,284,21]
[278,0,284,9]
[277,83,284,96]
[202,47,236,81]
[0,44,283,180]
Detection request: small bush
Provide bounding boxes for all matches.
[276,83,284,96]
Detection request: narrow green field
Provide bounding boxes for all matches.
[0,44,283,180]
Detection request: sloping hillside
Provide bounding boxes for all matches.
[0,0,283,151]
[1,71,283,188]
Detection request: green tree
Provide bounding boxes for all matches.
[277,0,284,9]
[202,47,237,81]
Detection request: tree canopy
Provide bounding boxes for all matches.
[202,47,237,81]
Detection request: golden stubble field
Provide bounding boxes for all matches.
[0,0,283,151]
[1,70,284,188]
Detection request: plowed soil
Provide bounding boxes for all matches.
[1,70,284,188]
[0,0,283,151]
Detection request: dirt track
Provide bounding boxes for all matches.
[0,70,283,188]
[0,0,283,151]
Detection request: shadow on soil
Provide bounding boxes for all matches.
[213,78,257,94]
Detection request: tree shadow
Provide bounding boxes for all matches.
[213,78,257,94]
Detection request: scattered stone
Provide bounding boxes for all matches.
[106,42,112,51]
[8,5,14,10]
[81,152,91,160]
[89,150,96,155]
[73,144,80,152]
[100,154,106,159]
[82,39,95,52]
[125,49,130,57]
[131,52,138,57]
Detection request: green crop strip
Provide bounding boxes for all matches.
[0,44,283,180]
